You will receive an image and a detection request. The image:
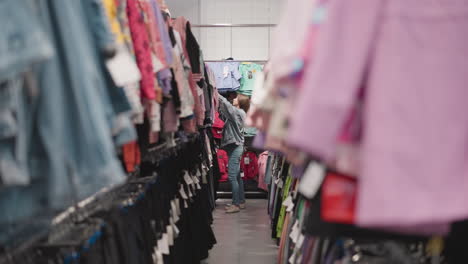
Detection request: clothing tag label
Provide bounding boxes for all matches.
[105,47,141,86]
[289,220,300,243]
[183,171,194,185]
[192,174,200,185]
[170,201,178,222]
[159,234,170,255]
[223,66,229,78]
[299,162,325,199]
[166,225,174,246]
[283,196,295,212]
[296,234,305,249]
[244,157,250,165]
[179,186,188,200]
[274,177,280,185]
[241,172,245,178]
[288,252,296,264]
[277,179,284,189]
[187,185,194,198]
[172,220,180,236]
[156,250,163,264]
[175,198,181,216]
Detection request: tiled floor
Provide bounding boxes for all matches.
[203,199,278,264]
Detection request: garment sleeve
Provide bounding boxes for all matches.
[218,94,237,122]
[232,64,242,81]
[287,0,385,162]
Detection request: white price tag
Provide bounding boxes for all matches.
[282,195,295,212]
[175,198,181,216]
[105,47,141,86]
[241,172,245,178]
[187,185,193,198]
[158,233,170,255]
[171,201,179,222]
[277,179,284,188]
[298,162,325,199]
[183,171,194,185]
[179,186,188,200]
[172,220,180,236]
[167,225,174,246]
[289,220,300,243]
[296,234,305,249]
[244,157,250,165]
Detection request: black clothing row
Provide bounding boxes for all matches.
[0,135,216,264]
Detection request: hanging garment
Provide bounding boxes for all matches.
[126,0,156,100]
[240,151,259,181]
[217,149,229,183]
[288,0,468,232]
[206,62,242,92]
[238,63,263,96]
[212,111,225,139]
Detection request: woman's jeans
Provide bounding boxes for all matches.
[225,144,245,206]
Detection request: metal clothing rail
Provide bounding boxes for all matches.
[191,23,276,28]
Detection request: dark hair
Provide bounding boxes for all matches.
[237,94,251,113]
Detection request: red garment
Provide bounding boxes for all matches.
[212,111,225,139]
[127,0,155,100]
[217,149,229,182]
[122,141,141,173]
[240,151,259,181]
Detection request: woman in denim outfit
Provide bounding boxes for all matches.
[218,94,248,213]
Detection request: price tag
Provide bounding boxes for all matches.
[158,233,170,255]
[241,172,245,178]
[175,198,181,216]
[187,185,194,198]
[183,171,194,185]
[167,225,174,246]
[282,195,295,212]
[298,162,325,199]
[171,219,180,236]
[296,234,305,248]
[179,186,188,200]
[289,220,300,243]
[105,47,141,86]
[277,179,284,188]
[244,157,250,165]
[288,252,296,264]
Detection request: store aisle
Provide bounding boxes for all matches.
[203,199,278,264]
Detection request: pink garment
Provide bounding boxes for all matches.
[126,0,155,100]
[269,0,317,81]
[141,0,168,67]
[174,17,203,129]
[288,0,468,232]
[257,152,269,191]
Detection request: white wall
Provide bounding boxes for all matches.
[168,0,283,61]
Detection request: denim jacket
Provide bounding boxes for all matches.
[218,95,245,148]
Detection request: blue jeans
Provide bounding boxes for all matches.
[225,144,245,206]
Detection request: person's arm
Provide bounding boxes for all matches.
[218,93,237,121]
